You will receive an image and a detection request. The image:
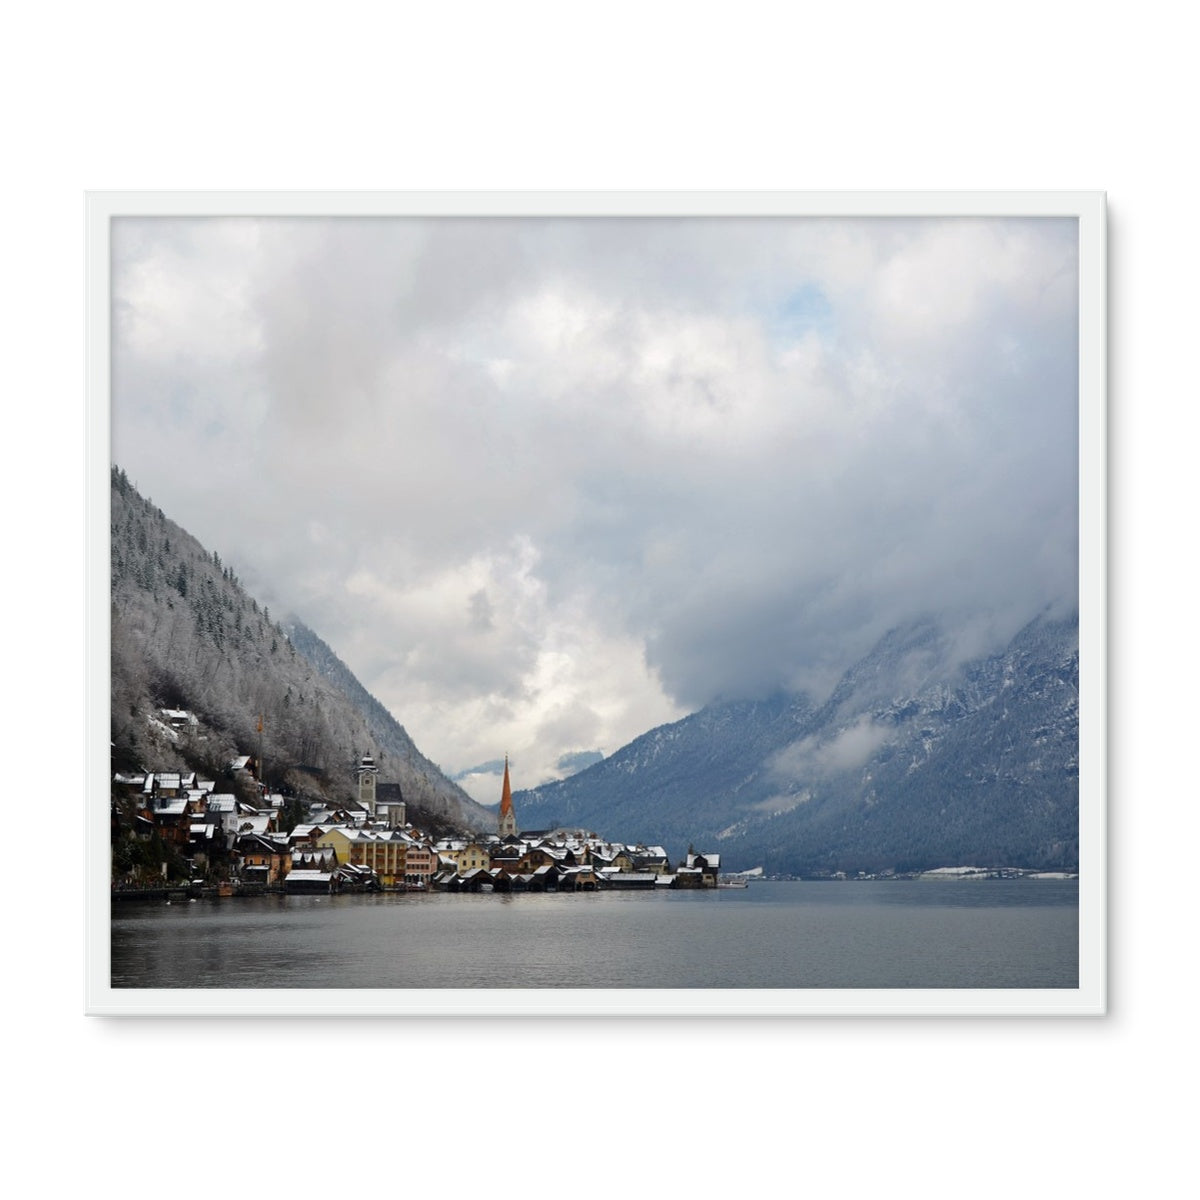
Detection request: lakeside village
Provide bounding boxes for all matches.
[112,727,743,902]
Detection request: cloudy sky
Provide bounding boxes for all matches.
[111,213,1079,803]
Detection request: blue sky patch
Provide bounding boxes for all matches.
[769,283,833,343]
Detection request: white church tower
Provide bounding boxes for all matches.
[356,753,379,816]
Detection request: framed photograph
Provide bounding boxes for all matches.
[85,191,1105,1016]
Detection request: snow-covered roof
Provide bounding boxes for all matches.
[292,847,336,866]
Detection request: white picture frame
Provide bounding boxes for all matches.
[85,191,1106,1017]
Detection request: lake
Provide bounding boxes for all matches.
[110,878,1078,989]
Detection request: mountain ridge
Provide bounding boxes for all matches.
[514,611,1079,875]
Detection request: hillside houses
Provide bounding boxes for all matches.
[111,753,723,896]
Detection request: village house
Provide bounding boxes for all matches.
[290,845,338,873]
[402,839,436,888]
[488,839,526,875]
[288,823,329,847]
[556,864,598,891]
[333,862,380,892]
[146,796,191,846]
[187,819,219,866]
[235,833,292,886]
[205,794,239,844]
[284,868,333,894]
[159,708,197,731]
[145,771,196,801]
[629,845,671,874]
[434,840,492,874]
[598,870,658,889]
[228,755,257,779]
[678,850,721,887]
[591,845,635,873]
[514,845,567,873]
[113,772,147,799]
[234,807,278,838]
[452,867,497,892]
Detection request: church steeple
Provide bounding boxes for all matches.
[356,753,379,816]
[498,756,518,838]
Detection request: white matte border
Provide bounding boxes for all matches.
[85,191,1106,1017]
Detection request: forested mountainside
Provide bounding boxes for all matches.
[515,614,1080,876]
[109,467,490,833]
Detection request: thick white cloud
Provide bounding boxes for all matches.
[111,214,1079,790]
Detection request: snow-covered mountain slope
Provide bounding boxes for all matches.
[515,614,1079,874]
[109,466,491,833]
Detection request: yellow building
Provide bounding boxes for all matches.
[317,827,408,888]
[441,842,492,874]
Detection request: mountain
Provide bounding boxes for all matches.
[108,466,491,834]
[514,613,1079,875]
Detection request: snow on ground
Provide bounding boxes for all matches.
[146,715,179,742]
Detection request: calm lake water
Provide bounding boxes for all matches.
[110,879,1078,989]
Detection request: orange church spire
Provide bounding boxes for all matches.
[499,756,513,817]
[498,755,518,837]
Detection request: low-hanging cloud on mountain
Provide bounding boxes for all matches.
[111,214,1079,798]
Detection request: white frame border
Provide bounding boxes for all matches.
[85,191,1106,1017]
